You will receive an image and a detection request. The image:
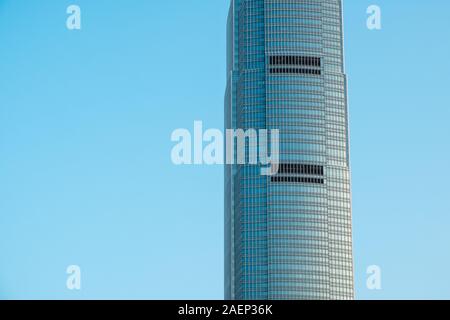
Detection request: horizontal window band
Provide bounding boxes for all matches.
[271,176,325,185]
[270,55,321,67]
[277,163,324,175]
[270,68,321,75]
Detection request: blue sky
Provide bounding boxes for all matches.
[0,0,449,300]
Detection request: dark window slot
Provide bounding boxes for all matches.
[271,176,325,184]
[269,68,321,75]
[270,55,321,67]
[277,164,324,176]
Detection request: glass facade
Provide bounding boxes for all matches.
[225,0,354,300]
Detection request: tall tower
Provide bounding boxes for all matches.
[225,0,354,300]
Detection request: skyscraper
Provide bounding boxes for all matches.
[225,0,354,300]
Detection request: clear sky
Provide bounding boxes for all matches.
[0,0,449,300]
